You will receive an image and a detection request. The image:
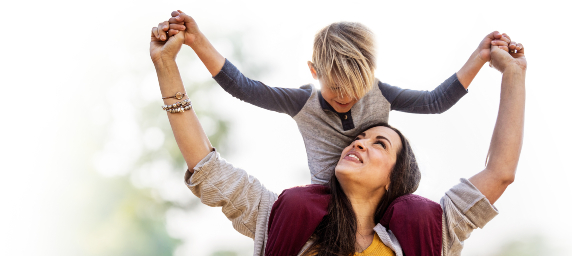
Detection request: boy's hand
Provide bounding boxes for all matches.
[477,31,512,63]
[168,10,202,47]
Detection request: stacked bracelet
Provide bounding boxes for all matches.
[162,98,192,113]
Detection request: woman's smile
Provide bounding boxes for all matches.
[343,150,363,163]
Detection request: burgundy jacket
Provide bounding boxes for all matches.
[265,185,442,256]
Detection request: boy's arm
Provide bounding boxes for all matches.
[169,10,311,117]
[381,32,511,114]
[380,74,466,114]
[214,59,312,117]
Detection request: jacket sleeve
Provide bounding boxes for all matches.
[213,59,312,117]
[379,73,468,114]
[184,149,278,239]
[440,178,499,256]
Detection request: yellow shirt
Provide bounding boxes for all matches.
[354,233,395,256]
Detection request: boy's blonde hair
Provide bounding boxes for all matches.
[312,22,376,100]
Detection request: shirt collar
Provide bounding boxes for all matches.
[318,91,350,114]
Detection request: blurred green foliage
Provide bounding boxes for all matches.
[492,233,556,256]
[210,251,239,256]
[80,176,178,256]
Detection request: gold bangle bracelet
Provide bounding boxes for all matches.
[162,92,186,100]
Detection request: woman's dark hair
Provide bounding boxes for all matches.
[302,123,421,256]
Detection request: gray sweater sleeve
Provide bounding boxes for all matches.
[184,149,278,240]
[380,74,468,114]
[213,59,312,117]
[440,178,499,255]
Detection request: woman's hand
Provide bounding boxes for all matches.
[150,21,186,64]
[489,41,526,73]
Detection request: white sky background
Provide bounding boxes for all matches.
[1,0,571,255]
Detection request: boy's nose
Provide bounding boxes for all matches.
[337,94,351,103]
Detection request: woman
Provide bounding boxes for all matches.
[150,22,526,255]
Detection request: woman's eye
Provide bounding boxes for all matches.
[375,141,386,149]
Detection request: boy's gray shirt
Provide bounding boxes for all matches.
[185,150,499,256]
[214,59,468,184]
[293,83,390,183]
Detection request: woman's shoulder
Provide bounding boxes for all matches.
[381,194,443,224]
[275,185,330,209]
[381,194,443,256]
[266,185,331,256]
[392,194,441,209]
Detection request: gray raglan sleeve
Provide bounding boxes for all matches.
[213,59,312,117]
[380,73,468,114]
[440,178,499,256]
[184,149,278,239]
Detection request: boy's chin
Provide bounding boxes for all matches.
[331,102,356,113]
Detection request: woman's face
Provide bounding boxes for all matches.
[335,126,402,195]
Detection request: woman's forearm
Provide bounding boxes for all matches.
[155,60,213,170]
[469,65,525,204]
[486,67,526,174]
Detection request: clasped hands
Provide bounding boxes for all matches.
[150,10,526,73]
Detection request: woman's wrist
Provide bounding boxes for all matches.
[153,55,177,68]
[154,59,185,98]
[503,63,526,77]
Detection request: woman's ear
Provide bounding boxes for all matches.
[307,61,318,80]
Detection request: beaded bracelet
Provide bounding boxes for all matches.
[162,98,192,113]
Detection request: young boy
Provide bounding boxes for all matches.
[155,10,512,184]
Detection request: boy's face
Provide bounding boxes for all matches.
[319,80,358,113]
[308,61,359,113]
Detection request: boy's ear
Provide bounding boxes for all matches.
[307,61,318,80]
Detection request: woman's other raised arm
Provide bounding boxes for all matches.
[151,23,213,171]
[468,42,527,205]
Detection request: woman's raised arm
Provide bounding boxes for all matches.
[150,23,213,171]
[469,42,527,205]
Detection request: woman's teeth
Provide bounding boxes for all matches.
[348,154,360,162]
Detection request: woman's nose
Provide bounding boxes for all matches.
[354,139,365,150]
